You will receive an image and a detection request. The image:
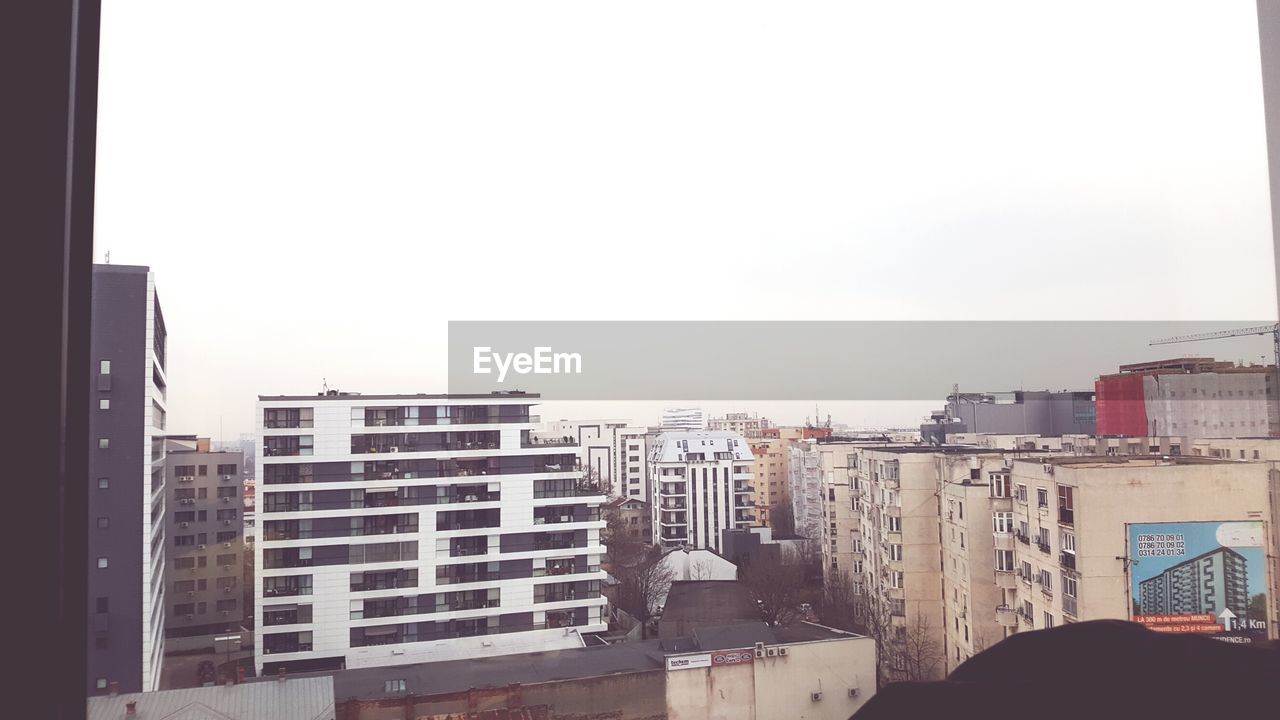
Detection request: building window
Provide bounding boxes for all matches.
[99,399,109,410]
[995,549,1014,572]
[1015,484,1028,503]
[96,517,109,529]
[992,512,1013,533]
[98,438,109,449]
[97,557,108,569]
[99,360,110,374]
[384,679,407,693]
[1043,612,1055,628]
[98,478,109,489]
[95,678,107,690]
[1036,488,1049,509]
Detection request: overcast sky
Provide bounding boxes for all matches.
[94,1,1277,439]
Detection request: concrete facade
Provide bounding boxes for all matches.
[749,439,788,529]
[1005,457,1280,640]
[163,437,248,640]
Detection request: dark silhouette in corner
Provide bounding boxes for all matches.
[852,620,1280,720]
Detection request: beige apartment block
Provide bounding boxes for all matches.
[750,439,789,530]
[816,443,866,593]
[853,447,954,681]
[1005,456,1280,640]
[937,452,1024,674]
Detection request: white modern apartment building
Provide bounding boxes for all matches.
[613,427,651,500]
[254,392,608,675]
[649,431,755,552]
[661,408,705,431]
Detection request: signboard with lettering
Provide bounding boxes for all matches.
[1127,521,1270,644]
[710,649,755,666]
[666,653,712,671]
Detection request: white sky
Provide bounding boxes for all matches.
[95,1,1278,439]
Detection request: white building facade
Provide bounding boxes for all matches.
[649,431,755,552]
[254,392,608,675]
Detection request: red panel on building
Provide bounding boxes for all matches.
[1095,374,1148,436]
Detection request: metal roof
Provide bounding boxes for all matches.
[86,677,335,720]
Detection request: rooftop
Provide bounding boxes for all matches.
[257,391,540,402]
[328,641,666,701]
[1017,455,1240,468]
[88,677,335,720]
[659,581,761,627]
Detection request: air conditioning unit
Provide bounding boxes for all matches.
[186,591,194,598]
[223,586,233,593]
[198,544,206,550]
[223,542,233,548]
[221,565,232,571]
[810,692,823,702]
[766,647,778,657]
[848,688,860,698]
[389,446,400,453]
[180,522,189,528]
[777,647,788,656]
[185,614,193,620]
[222,497,231,503]
[223,520,232,526]
[754,641,766,658]
[221,610,229,617]
[222,475,232,480]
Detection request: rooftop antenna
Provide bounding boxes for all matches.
[322,378,330,394]
[104,249,110,264]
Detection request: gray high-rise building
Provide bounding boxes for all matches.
[87,264,169,694]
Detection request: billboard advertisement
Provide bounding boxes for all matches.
[1128,521,1270,644]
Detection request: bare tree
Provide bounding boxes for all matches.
[614,546,675,638]
[853,591,944,687]
[741,549,804,627]
[770,500,796,536]
[689,557,715,581]
[818,569,862,633]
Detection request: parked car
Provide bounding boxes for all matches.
[196,660,217,686]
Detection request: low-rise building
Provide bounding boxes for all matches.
[603,496,652,543]
[88,677,335,720]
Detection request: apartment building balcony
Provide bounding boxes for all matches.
[1036,540,1052,555]
[659,528,688,541]
[995,605,1018,628]
[1062,595,1078,618]
[884,506,901,518]
[733,482,754,493]
[658,483,687,496]
[660,512,688,526]
[990,496,1013,512]
[993,532,1015,551]
[733,497,753,509]
[1014,531,1030,546]
[522,437,579,448]
[734,511,755,523]
[995,569,1018,589]
[659,498,687,510]
[1059,552,1077,571]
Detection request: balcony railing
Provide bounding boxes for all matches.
[1060,552,1077,570]
[1063,595,1078,617]
[1036,540,1051,554]
[522,437,579,448]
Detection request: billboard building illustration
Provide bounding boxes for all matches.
[1128,521,1270,643]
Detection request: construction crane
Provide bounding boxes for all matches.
[1149,323,1280,366]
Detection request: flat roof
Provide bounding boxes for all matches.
[257,392,541,401]
[1018,455,1239,467]
[329,641,665,700]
